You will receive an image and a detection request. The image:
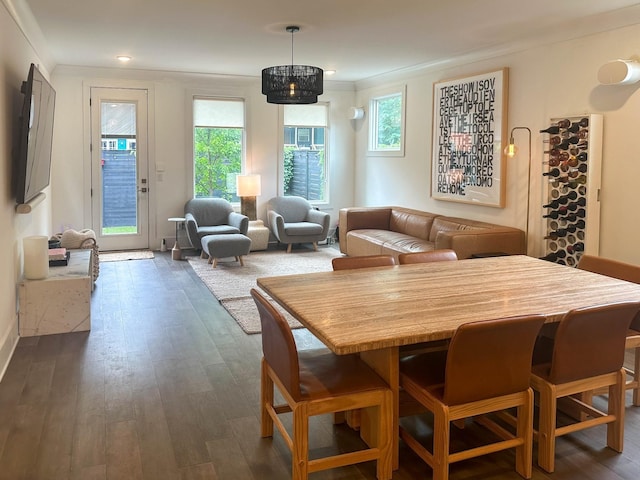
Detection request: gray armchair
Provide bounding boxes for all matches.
[266,196,330,253]
[184,198,248,249]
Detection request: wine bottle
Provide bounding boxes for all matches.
[565,209,586,221]
[556,119,571,128]
[566,135,580,145]
[543,210,562,219]
[544,148,560,156]
[540,250,567,261]
[548,229,569,238]
[556,140,571,150]
[570,163,588,173]
[579,117,589,127]
[567,219,585,230]
[543,199,561,209]
[545,136,562,146]
[567,175,587,185]
[540,125,560,134]
[542,168,561,177]
[567,122,580,133]
[544,158,561,167]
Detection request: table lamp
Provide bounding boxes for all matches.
[236,174,261,220]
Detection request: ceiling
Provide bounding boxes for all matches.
[21,0,640,83]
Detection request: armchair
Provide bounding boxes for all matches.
[266,196,330,253]
[184,198,248,249]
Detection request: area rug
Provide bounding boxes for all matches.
[187,247,341,334]
[100,250,155,262]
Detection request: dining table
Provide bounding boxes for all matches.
[256,254,640,469]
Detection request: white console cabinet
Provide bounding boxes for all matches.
[18,249,93,337]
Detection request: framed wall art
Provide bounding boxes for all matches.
[431,68,508,207]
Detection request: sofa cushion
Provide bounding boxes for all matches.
[346,229,433,256]
[429,217,482,242]
[390,209,436,241]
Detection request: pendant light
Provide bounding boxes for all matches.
[262,26,323,104]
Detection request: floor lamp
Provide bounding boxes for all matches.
[236,174,261,220]
[505,127,532,255]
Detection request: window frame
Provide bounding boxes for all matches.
[279,102,330,205]
[367,85,406,157]
[191,95,246,201]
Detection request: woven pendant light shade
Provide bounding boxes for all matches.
[261,26,323,104]
[262,65,323,104]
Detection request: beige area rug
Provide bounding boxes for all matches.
[100,250,155,262]
[187,247,341,334]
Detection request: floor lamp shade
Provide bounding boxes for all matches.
[237,174,261,220]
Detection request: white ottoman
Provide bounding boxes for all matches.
[247,220,270,251]
[201,234,252,268]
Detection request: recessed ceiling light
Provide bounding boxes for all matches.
[325,70,336,75]
[116,55,132,62]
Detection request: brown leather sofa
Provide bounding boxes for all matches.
[339,206,525,260]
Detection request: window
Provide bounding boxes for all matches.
[368,86,406,156]
[193,97,244,200]
[283,104,328,202]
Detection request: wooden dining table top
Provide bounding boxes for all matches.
[257,254,640,355]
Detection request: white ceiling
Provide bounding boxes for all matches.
[21,0,640,83]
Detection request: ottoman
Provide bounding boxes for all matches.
[201,234,252,268]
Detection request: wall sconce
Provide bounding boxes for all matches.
[348,107,365,120]
[504,127,532,254]
[236,174,262,220]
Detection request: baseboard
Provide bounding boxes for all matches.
[0,318,19,382]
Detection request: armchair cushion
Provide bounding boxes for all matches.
[184,198,249,248]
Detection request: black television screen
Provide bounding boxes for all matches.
[15,63,56,205]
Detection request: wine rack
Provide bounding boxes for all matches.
[540,114,602,267]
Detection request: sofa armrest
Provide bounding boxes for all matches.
[184,212,199,248]
[338,207,392,253]
[434,229,526,259]
[228,211,249,235]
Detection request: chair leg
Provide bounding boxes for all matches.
[312,242,318,251]
[376,390,393,480]
[239,255,245,266]
[633,346,640,406]
[292,404,309,480]
[536,382,557,473]
[287,243,292,253]
[432,404,451,480]
[607,369,626,452]
[212,258,218,268]
[260,359,274,438]
[515,389,534,479]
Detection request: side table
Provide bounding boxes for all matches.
[168,217,186,260]
[247,220,269,251]
[18,249,92,336]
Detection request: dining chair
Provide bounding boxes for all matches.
[398,249,458,264]
[250,288,393,480]
[399,314,545,480]
[530,301,640,473]
[331,254,395,270]
[577,254,640,406]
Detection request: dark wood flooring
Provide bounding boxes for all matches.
[0,251,639,479]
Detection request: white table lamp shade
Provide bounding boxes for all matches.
[23,235,49,280]
[237,174,261,197]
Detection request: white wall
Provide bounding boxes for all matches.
[49,67,356,248]
[354,24,640,264]
[0,0,54,377]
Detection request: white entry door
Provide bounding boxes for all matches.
[90,88,149,251]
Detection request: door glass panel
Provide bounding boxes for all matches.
[100,102,138,235]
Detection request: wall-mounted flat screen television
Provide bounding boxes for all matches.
[15,63,56,205]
